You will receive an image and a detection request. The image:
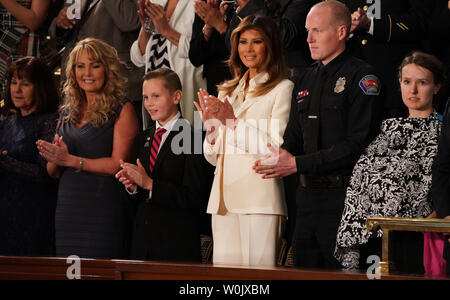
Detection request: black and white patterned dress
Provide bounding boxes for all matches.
[147,34,171,72]
[334,111,442,269]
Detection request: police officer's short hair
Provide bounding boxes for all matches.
[312,0,351,36]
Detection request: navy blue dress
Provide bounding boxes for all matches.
[55,103,132,259]
[0,111,58,256]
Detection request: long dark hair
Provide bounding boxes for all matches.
[218,15,287,98]
[4,56,59,115]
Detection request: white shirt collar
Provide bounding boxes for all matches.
[156,111,181,133]
[237,71,269,93]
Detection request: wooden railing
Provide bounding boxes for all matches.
[0,256,119,280]
[0,256,446,280]
[366,217,450,276]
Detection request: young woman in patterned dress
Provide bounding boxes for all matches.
[334,51,445,271]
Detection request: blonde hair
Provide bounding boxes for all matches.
[218,15,287,98]
[61,38,127,127]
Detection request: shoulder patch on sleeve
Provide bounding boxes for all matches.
[359,75,380,96]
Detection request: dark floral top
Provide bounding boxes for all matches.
[0,111,58,256]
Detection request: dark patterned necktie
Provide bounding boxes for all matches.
[149,127,167,175]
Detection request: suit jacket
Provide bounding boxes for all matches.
[432,101,450,220]
[204,72,293,216]
[49,0,144,103]
[129,118,213,261]
[339,0,435,116]
[431,100,450,272]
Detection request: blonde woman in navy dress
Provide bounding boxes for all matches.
[38,38,139,259]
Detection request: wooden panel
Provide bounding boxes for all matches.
[0,256,118,280]
[115,261,442,280]
[0,256,447,280]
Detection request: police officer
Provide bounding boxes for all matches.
[339,0,435,118]
[254,0,381,269]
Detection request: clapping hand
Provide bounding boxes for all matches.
[55,6,77,30]
[196,89,236,127]
[116,159,153,192]
[146,3,171,35]
[350,7,371,33]
[194,89,222,144]
[195,0,225,32]
[37,134,71,166]
[236,0,250,9]
[138,0,153,28]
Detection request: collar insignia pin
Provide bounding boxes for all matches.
[297,89,309,103]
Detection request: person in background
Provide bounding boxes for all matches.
[339,0,435,118]
[0,0,53,97]
[131,0,206,127]
[433,95,450,277]
[432,5,450,269]
[0,56,59,256]
[195,15,293,267]
[37,38,139,259]
[116,68,213,262]
[189,0,233,96]
[428,0,449,113]
[335,51,445,273]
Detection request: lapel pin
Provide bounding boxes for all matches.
[297,90,309,103]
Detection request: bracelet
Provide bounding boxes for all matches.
[75,157,83,173]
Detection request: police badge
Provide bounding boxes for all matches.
[334,77,346,94]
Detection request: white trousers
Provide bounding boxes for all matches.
[211,213,283,267]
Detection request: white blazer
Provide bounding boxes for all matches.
[204,72,294,216]
[130,0,206,124]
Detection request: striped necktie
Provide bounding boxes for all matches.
[149,127,167,175]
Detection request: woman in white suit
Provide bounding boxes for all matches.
[195,15,294,267]
[130,0,206,126]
